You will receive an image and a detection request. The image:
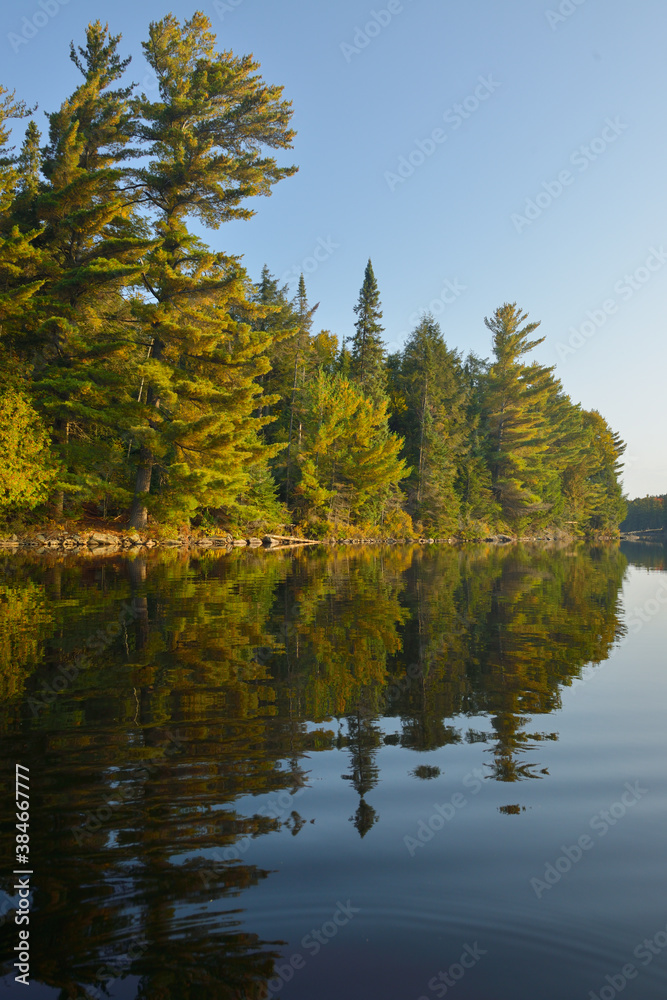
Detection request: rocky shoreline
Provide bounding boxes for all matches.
[0,527,588,555]
[0,530,307,554]
[619,528,665,542]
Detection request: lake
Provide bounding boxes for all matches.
[1,541,666,999]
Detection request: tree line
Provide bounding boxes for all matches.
[621,495,666,532]
[0,15,627,537]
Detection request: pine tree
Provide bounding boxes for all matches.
[16,121,41,203]
[338,336,352,379]
[393,315,468,534]
[580,410,627,532]
[251,264,298,430]
[455,353,497,531]
[0,86,26,213]
[0,88,45,369]
[350,258,387,402]
[15,22,147,516]
[481,303,555,525]
[126,12,297,527]
[283,274,318,505]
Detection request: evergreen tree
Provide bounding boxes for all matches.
[337,336,352,379]
[294,371,409,531]
[455,352,497,530]
[393,315,468,534]
[350,258,386,401]
[283,274,318,505]
[251,264,298,431]
[126,12,297,527]
[0,27,632,537]
[0,389,57,514]
[14,23,146,516]
[481,303,555,525]
[16,120,41,203]
[580,410,627,532]
[0,88,44,372]
[621,495,666,532]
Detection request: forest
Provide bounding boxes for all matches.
[0,14,627,539]
[621,494,666,532]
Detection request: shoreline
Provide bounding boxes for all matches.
[0,526,627,556]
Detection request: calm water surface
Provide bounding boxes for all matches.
[0,542,666,999]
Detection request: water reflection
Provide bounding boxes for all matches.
[0,543,628,998]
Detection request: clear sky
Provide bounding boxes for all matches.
[2,0,665,497]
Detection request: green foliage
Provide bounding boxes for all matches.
[0,18,628,536]
[350,258,387,403]
[621,494,666,531]
[0,389,58,513]
[294,371,409,531]
[390,314,468,534]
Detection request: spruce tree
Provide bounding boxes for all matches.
[350,258,386,401]
[393,315,468,534]
[283,274,318,504]
[456,352,497,530]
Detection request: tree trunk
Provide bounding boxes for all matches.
[127,557,149,651]
[129,455,152,529]
[418,378,428,505]
[285,346,301,503]
[128,337,162,529]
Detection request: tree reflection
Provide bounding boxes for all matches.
[0,540,627,996]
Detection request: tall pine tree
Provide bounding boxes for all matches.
[20,22,146,516]
[126,12,297,527]
[481,303,554,525]
[350,258,386,402]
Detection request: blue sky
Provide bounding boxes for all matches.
[2,0,665,497]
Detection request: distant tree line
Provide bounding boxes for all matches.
[621,495,666,532]
[0,15,627,537]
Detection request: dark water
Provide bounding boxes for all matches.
[1,541,666,999]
